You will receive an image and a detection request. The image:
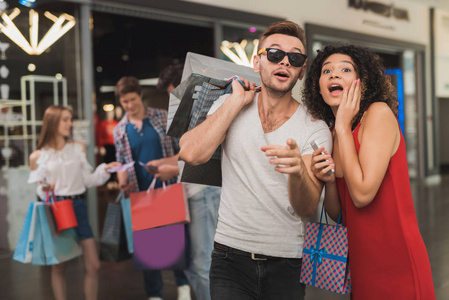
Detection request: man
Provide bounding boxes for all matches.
[157,64,221,300]
[179,21,332,299]
[113,76,191,300]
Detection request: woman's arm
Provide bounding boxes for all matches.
[310,147,341,221]
[76,141,119,188]
[336,101,400,208]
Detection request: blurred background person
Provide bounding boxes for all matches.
[113,76,191,300]
[157,64,221,300]
[28,105,121,300]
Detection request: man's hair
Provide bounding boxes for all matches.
[115,76,142,101]
[258,21,306,51]
[156,64,184,91]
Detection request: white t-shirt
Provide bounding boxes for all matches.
[28,142,110,199]
[208,94,332,258]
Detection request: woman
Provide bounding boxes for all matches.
[303,44,435,299]
[28,105,120,300]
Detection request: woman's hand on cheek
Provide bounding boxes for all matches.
[335,79,361,134]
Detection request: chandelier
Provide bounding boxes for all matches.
[0,8,76,55]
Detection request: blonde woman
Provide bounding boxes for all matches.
[28,105,120,300]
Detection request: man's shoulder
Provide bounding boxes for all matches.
[297,104,328,127]
[147,107,167,115]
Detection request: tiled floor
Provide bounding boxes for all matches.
[1,175,448,300]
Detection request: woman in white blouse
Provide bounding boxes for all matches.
[28,106,120,300]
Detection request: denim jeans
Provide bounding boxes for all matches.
[209,246,305,300]
[143,270,189,298]
[184,186,221,300]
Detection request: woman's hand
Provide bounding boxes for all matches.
[311,147,335,183]
[105,161,121,172]
[335,79,361,134]
[39,181,55,192]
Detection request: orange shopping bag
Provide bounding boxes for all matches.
[130,179,190,231]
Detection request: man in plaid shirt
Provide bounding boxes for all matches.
[113,76,191,300]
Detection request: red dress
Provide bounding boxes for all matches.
[336,122,435,300]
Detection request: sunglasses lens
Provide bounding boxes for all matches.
[267,49,284,63]
[266,48,306,67]
[289,53,306,67]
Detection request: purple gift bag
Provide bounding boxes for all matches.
[133,224,188,270]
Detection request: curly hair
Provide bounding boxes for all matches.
[302,44,398,129]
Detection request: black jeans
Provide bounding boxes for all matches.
[209,245,306,300]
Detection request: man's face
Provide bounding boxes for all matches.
[253,34,306,97]
[119,92,143,117]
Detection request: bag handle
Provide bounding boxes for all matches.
[115,190,125,203]
[319,203,343,226]
[146,177,167,194]
[45,190,56,205]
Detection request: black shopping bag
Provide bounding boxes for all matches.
[167,73,226,138]
[99,202,132,262]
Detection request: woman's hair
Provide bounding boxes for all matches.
[302,44,398,129]
[115,76,142,102]
[37,105,72,149]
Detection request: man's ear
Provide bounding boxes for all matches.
[298,65,306,80]
[253,55,260,73]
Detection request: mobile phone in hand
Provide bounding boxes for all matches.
[311,140,334,175]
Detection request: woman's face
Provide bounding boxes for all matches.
[318,53,358,109]
[58,110,72,137]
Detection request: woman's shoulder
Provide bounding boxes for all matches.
[364,102,396,121]
[69,141,87,153]
[360,102,398,135]
[29,150,42,169]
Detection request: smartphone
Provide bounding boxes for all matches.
[139,161,158,172]
[311,140,334,175]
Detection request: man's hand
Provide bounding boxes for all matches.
[230,77,257,107]
[261,138,306,177]
[146,158,179,181]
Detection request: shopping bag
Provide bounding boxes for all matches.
[178,78,242,187]
[130,179,189,231]
[51,198,78,232]
[121,197,134,254]
[300,205,351,294]
[99,192,132,262]
[166,52,260,134]
[167,73,227,138]
[33,203,82,265]
[13,202,38,263]
[133,224,188,270]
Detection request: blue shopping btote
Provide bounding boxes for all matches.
[120,196,134,254]
[13,202,37,263]
[14,202,82,265]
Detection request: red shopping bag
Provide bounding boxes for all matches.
[130,180,189,231]
[45,191,78,232]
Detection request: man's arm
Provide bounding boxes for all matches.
[179,79,256,165]
[261,139,322,218]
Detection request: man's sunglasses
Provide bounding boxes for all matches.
[258,48,307,67]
